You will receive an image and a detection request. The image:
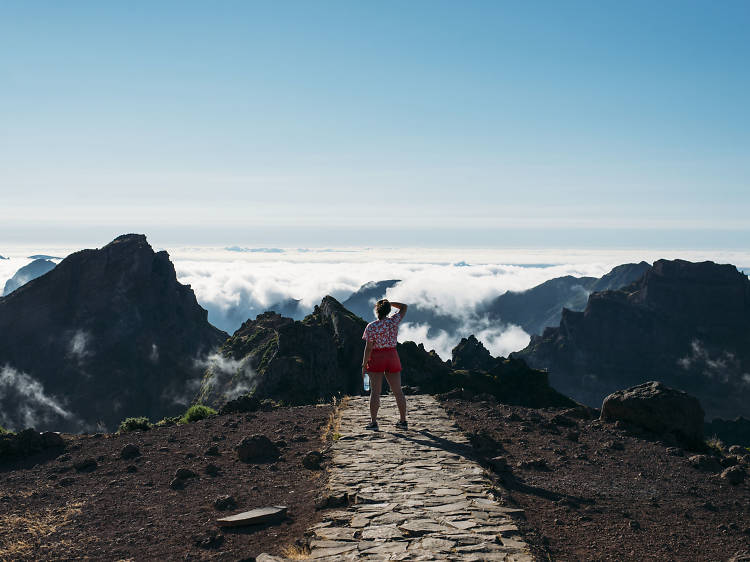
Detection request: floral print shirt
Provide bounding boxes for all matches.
[362,312,403,349]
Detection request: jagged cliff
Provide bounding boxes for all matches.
[486,262,651,335]
[0,234,227,432]
[200,297,574,410]
[199,296,367,406]
[514,259,750,419]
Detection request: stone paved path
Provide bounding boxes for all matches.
[303,395,533,561]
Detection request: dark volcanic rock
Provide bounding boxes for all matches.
[2,258,56,296]
[600,382,705,449]
[0,429,66,460]
[236,434,280,463]
[515,260,750,420]
[0,234,227,432]
[199,297,366,407]
[120,443,140,459]
[451,335,496,371]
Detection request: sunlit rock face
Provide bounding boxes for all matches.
[515,259,750,420]
[0,234,227,432]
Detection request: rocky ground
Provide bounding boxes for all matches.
[442,396,750,561]
[0,404,333,561]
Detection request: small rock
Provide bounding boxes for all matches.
[517,458,550,471]
[629,520,641,530]
[58,477,75,486]
[169,478,185,490]
[120,443,140,459]
[193,529,224,549]
[73,458,97,472]
[126,465,138,473]
[688,454,722,473]
[721,465,746,485]
[727,445,744,455]
[236,435,280,463]
[606,440,625,451]
[489,456,510,472]
[205,463,220,477]
[302,451,323,470]
[666,447,683,456]
[213,495,237,511]
[721,456,739,468]
[174,468,198,480]
[216,505,287,527]
[204,445,220,456]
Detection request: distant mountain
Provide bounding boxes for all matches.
[341,279,463,336]
[486,262,651,336]
[0,234,227,432]
[341,280,401,321]
[2,258,57,296]
[514,259,750,420]
[265,297,308,321]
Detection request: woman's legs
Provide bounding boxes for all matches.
[368,372,384,424]
[384,372,407,423]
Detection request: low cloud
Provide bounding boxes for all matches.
[399,318,531,361]
[67,330,92,362]
[0,365,79,431]
[189,352,258,405]
[678,340,749,386]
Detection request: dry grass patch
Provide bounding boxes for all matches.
[281,543,311,559]
[0,501,84,560]
[320,396,348,443]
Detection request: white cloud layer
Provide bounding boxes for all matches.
[172,251,623,359]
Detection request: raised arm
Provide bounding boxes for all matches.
[389,301,407,319]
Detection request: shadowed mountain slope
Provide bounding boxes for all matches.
[0,234,227,432]
[514,259,750,420]
[200,297,572,411]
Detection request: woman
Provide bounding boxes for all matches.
[361,299,408,430]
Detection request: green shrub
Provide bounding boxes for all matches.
[0,425,10,435]
[155,416,181,427]
[117,416,153,433]
[180,404,217,424]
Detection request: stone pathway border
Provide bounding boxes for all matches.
[268,395,534,560]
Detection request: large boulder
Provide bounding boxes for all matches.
[600,381,704,449]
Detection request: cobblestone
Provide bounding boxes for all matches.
[308,395,533,560]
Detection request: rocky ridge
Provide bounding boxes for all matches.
[515,259,750,420]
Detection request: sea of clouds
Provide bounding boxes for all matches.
[3,244,750,362]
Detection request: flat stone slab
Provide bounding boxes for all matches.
[305,395,533,560]
[216,505,287,527]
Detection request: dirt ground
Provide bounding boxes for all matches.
[442,396,750,561]
[0,404,334,561]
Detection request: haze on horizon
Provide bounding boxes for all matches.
[1,1,748,248]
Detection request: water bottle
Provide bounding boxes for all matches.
[363,373,370,392]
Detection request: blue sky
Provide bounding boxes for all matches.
[1,1,748,247]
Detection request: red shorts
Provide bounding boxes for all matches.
[366,347,402,374]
